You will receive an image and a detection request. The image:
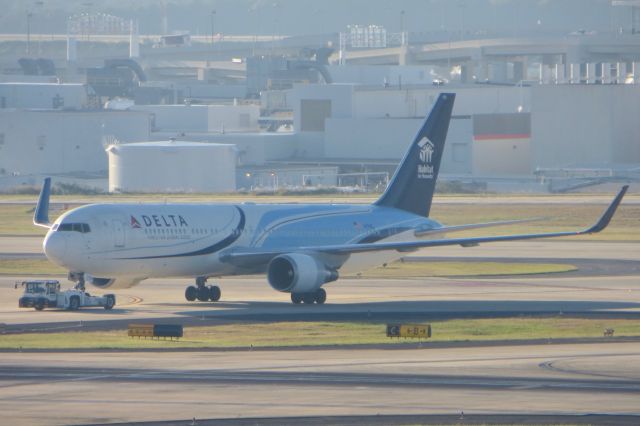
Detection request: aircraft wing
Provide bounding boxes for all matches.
[220,185,628,265]
[414,218,545,238]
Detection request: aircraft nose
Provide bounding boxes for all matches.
[43,231,67,264]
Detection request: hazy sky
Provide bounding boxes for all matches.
[0,0,629,36]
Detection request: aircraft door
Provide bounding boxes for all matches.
[112,220,126,248]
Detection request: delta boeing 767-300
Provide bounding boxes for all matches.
[33,93,628,304]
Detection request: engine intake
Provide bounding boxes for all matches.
[267,254,338,293]
[86,274,142,289]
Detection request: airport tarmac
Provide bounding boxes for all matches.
[0,235,639,424]
[1,238,639,329]
[0,343,639,425]
[2,270,640,330]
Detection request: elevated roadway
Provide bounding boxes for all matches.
[338,35,640,67]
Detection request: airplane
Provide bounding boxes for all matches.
[34,93,628,305]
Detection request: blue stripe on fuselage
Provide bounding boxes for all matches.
[256,205,434,249]
[250,204,361,246]
[116,204,439,260]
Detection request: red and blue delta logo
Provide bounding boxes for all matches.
[130,216,142,229]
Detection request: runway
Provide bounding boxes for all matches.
[0,343,639,425]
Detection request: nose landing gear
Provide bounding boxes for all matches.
[185,276,221,302]
[69,272,86,292]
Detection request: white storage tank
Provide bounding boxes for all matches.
[107,141,236,193]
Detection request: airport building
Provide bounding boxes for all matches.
[280,80,640,189]
[0,82,94,109]
[531,84,640,169]
[0,109,149,183]
[1,8,639,193]
[130,104,260,133]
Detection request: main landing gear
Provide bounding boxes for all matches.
[291,288,326,305]
[185,277,221,302]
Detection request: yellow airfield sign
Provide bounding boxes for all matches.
[386,323,432,339]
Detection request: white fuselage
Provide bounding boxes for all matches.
[43,202,436,288]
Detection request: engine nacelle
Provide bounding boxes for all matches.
[267,253,338,293]
[85,274,143,289]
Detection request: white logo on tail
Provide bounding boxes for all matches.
[417,137,435,179]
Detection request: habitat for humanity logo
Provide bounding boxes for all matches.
[417,137,435,179]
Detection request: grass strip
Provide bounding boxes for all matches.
[355,261,576,278]
[2,318,639,350]
[0,259,66,275]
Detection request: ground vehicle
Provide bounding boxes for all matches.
[17,280,115,311]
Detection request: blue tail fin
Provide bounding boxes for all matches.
[375,93,455,217]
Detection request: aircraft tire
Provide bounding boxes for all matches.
[314,288,326,305]
[302,293,316,304]
[185,286,197,302]
[69,296,80,311]
[197,286,210,302]
[104,295,115,310]
[291,293,302,304]
[208,285,221,302]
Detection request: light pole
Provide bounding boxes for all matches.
[400,10,406,46]
[82,2,94,41]
[517,80,524,113]
[26,11,33,55]
[210,10,216,45]
[34,1,44,55]
[457,0,465,41]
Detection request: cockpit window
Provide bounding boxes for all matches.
[56,223,91,233]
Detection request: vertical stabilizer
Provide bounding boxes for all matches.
[374,93,455,217]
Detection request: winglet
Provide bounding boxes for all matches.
[584,185,628,234]
[33,177,51,228]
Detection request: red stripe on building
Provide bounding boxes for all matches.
[473,133,530,141]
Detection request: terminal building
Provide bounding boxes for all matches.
[0,108,149,190]
[282,81,640,188]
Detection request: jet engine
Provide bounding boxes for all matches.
[86,275,143,289]
[267,254,338,293]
